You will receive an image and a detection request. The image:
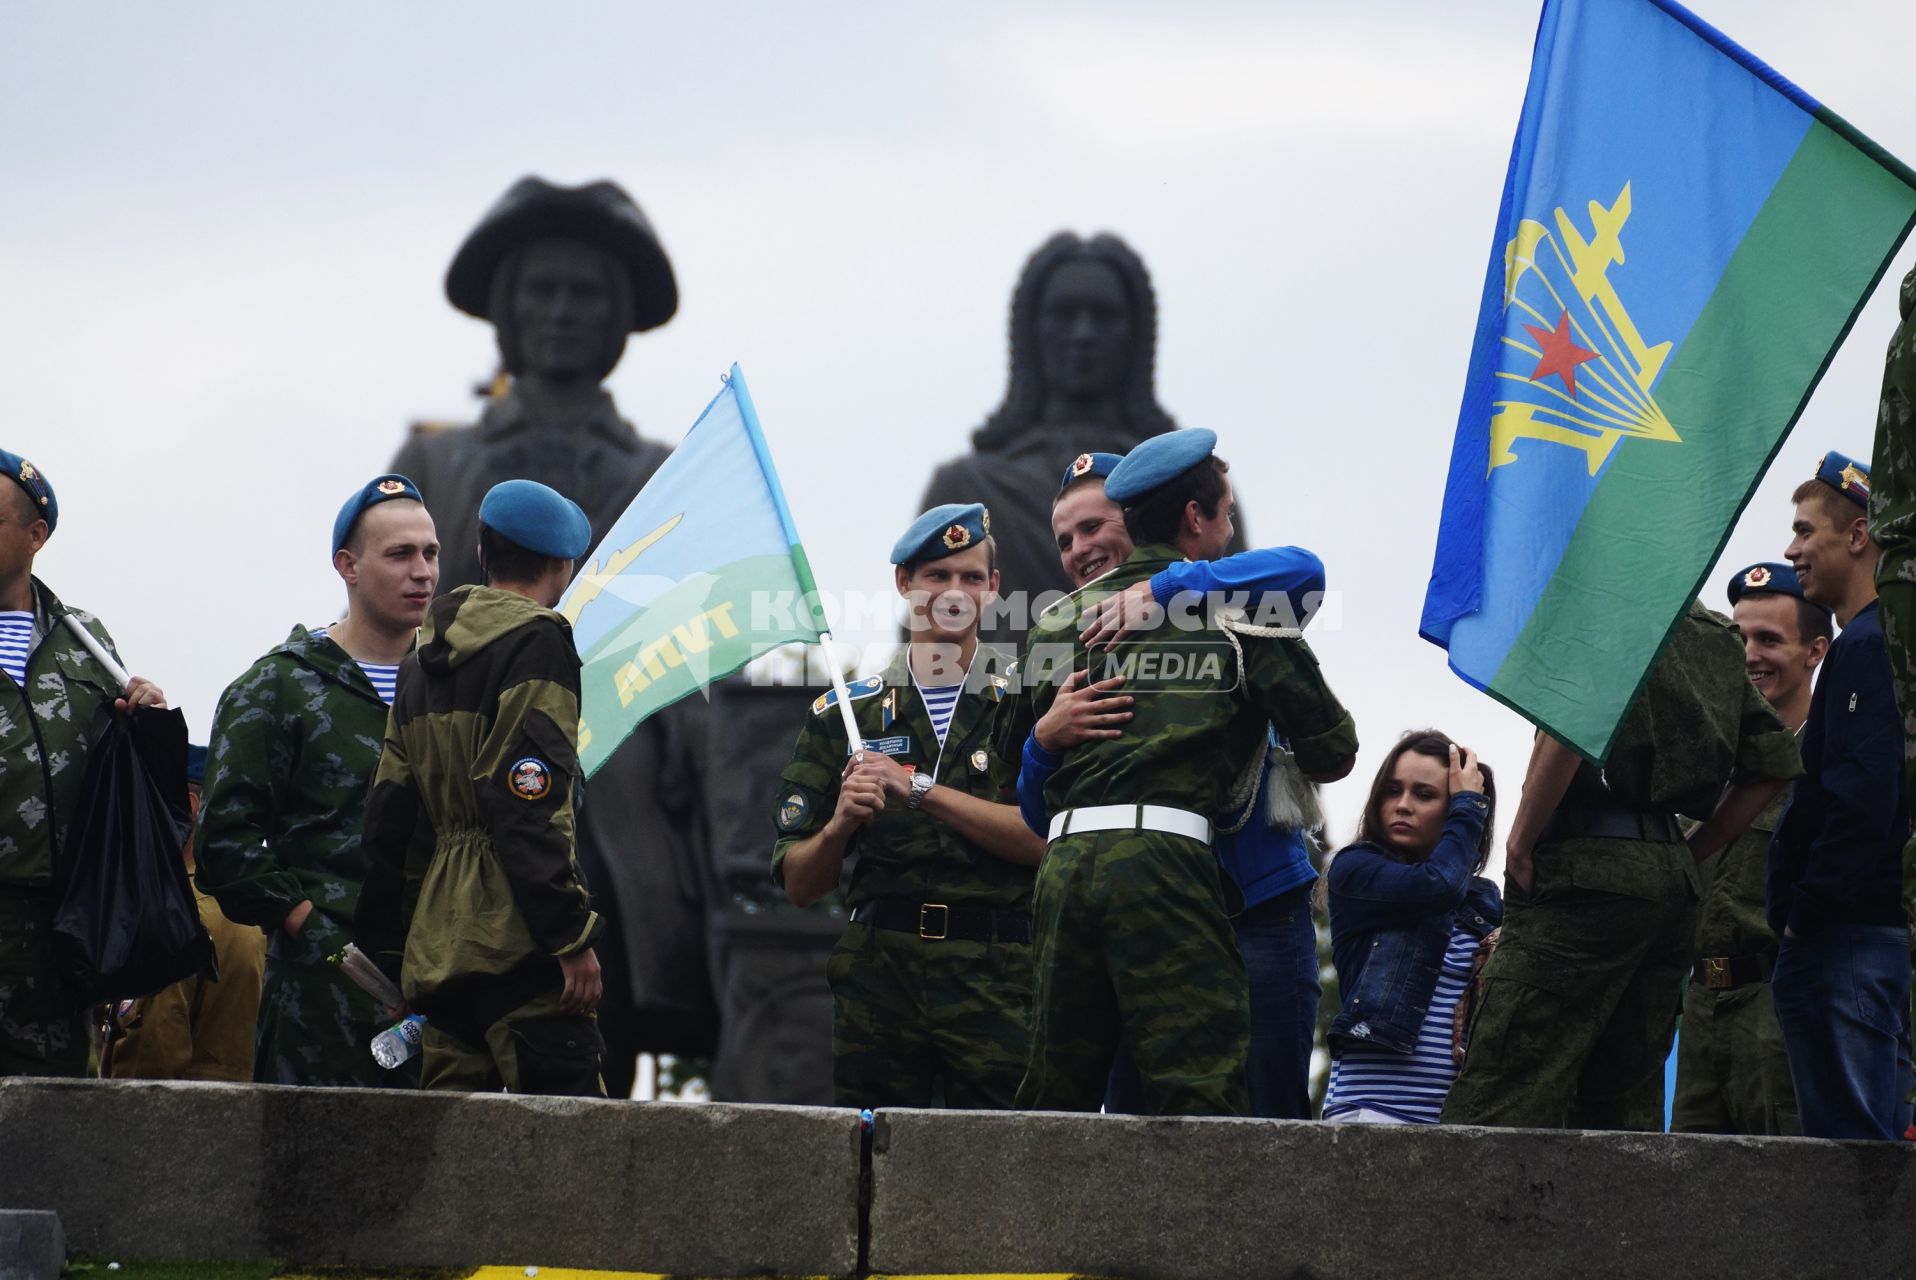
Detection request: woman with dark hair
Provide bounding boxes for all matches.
[1321,730,1501,1124]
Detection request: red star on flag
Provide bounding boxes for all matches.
[1523,311,1600,398]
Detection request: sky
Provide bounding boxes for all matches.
[6,0,1915,863]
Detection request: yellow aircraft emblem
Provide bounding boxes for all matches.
[1491,183,1680,475]
[561,514,685,625]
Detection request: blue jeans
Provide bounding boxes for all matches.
[1105,883,1320,1118]
[1771,924,1914,1140]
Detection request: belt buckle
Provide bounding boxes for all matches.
[919,902,949,941]
[1704,956,1732,990]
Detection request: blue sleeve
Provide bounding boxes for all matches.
[1327,793,1488,931]
[1150,546,1326,624]
[1017,730,1062,837]
[1785,627,1904,938]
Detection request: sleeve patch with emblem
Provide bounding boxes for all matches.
[777,790,812,831]
[508,757,553,800]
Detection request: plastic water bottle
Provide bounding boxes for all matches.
[370,1014,425,1069]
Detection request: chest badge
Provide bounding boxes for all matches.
[508,757,553,801]
[971,748,989,773]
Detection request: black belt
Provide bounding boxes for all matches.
[1540,807,1682,844]
[1693,947,1776,992]
[849,898,1030,944]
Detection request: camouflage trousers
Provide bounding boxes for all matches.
[421,986,605,1097]
[0,889,87,1077]
[1875,553,1916,916]
[827,919,1031,1109]
[1017,830,1250,1116]
[1443,838,1697,1131]
[1671,977,1800,1135]
[259,911,416,1088]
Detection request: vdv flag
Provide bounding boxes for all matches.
[1420,0,1916,761]
[559,364,826,776]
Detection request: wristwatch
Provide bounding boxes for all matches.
[908,770,935,809]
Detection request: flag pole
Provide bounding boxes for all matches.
[728,362,866,757]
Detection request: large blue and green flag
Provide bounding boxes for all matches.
[558,364,826,776]
[1420,0,1916,760]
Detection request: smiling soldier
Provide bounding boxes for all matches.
[773,503,1043,1108]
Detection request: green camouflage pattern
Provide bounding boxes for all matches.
[1671,790,1796,1133]
[0,580,125,1077]
[771,646,1032,1105]
[1016,828,1249,1115]
[194,623,406,1088]
[1870,268,1916,915]
[1672,975,1799,1135]
[827,924,1030,1108]
[772,647,1029,911]
[1559,603,1801,818]
[356,587,601,1036]
[1008,544,1354,1116]
[1444,608,1800,1131]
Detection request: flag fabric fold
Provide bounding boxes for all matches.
[559,364,826,776]
[1421,0,1916,760]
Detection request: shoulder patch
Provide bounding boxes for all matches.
[508,757,553,800]
[776,789,812,832]
[811,674,887,716]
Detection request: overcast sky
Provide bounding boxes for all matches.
[6,0,1914,861]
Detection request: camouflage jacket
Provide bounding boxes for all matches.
[356,586,601,1015]
[0,578,123,888]
[194,624,390,936]
[771,646,1030,912]
[1695,786,1788,958]
[1869,265,1916,553]
[1560,603,1802,819]
[1007,543,1357,819]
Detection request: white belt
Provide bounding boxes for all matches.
[1047,804,1213,846]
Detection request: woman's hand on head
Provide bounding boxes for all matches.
[1449,743,1484,796]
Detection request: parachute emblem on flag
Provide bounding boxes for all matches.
[1491,183,1681,476]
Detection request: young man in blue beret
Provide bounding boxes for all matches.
[1769,452,1914,1139]
[1671,562,1829,1134]
[0,449,167,1076]
[357,479,606,1095]
[1013,431,1358,1115]
[773,503,1044,1108]
[1008,448,1333,1119]
[196,473,438,1087]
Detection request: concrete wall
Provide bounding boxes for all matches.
[0,1079,861,1275]
[869,1109,1916,1280]
[7,1080,1916,1278]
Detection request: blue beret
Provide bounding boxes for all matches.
[1104,429,1218,505]
[479,479,593,560]
[1726,561,1811,608]
[1058,451,1125,496]
[185,744,208,787]
[1813,450,1870,508]
[0,449,56,535]
[891,503,991,566]
[332,473,425,557]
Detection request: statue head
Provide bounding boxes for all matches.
[973,231,1176,453]
[446,177,677,387]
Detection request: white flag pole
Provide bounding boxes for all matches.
[60,614,130,693]
[816,630,865,758]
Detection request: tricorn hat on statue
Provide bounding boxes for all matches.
[445,176,678,332]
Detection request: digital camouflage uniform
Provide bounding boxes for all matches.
[1443,604,1801,1130]
[194,624,415,1088]
[0,580,123,1076]
[1867,265,1916,916]
[772,647,1032,1109]
[356,585,604,1096]
[1671,788,1797,1134]
[1009,543,1357,1116]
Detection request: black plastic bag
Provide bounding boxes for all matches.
[49,704,216,1005]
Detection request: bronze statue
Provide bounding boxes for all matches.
[918,232,1236,649]
[389,177,716,1094]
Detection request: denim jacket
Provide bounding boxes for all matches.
[1327,792,1500,1055]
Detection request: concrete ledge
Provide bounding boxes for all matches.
[0,1209,64,1280]
[868,1110,1916,1280]
[0,1079,861,1275]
